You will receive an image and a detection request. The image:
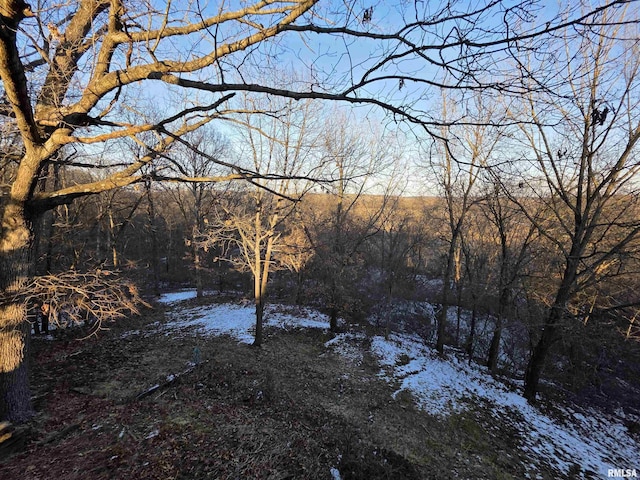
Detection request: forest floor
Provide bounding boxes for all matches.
[0,291,638,479]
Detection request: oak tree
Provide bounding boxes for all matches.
[0,0,630,422]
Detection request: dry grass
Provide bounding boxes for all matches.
[0,303,542,479]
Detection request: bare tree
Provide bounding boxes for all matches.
[163,127,228,297]
[495,12,640,402]
[214,93,320,346]
[0,0,324,420]
[304,111,401,331]
[479,179,538,373]
[428,91,500,355]
[0,0,629,423]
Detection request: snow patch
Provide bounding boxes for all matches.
[157,290,199,304]
[370,333,640,478]
[162,297,330,344]
[325,333,366,364]
[156,290,639,479]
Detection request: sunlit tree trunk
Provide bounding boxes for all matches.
[454,244,463,346]
[253,210,264,346]
[108,208,117,267]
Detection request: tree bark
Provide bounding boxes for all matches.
[0,203,35,423]
[523,316,559,403]
[329,305,339,333]
[523,260,576,402]
[436,237,457,355]
[145,181,160,296]
[253,259,264,347]
[487,319,502,373]
[487,284,509,373]
[193,225,203,298]
[254,295,264,347]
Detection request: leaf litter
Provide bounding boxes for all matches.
[1,290,636,479]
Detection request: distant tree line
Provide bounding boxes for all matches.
[1,0,639,424]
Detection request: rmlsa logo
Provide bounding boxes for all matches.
[608,469,638,478]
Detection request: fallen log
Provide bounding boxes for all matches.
[134,361,205,401]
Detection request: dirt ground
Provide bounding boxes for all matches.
[0,300,556,479]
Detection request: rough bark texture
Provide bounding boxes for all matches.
[0,204,34,422]
[0,2,39,423]
[486,321,502,373]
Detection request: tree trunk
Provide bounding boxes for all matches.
[330,305,339,333]
[254,232,275,347]
[193,224,203,298]
[294,270,303,305]
[523,320,558,403]
[454,245,463,347]
[329,276,339,333]
[194,249,203,298]
[0,204,35,423]
[466,296,477,363]
[436,241,456,355]
[436,288,449,355]
[193,204,204,298]
[108,210,118,267]
[254,294,264,347]
[145,181,160,296]
[487,234,510,373]
[33,163,59,274]
[217,259,224,293]
[487,284,509,373]
[253,261,264,347]
[487,318,502,373]
[523,255,578,402]
[523,303,564,402]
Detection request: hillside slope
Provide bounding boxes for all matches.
[1,291,637,479]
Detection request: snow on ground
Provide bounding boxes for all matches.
[324,333,367,365]
[159,290,639,479]
[164,302,261,343]
[160,291,331,343]
[266,306,330,331]
[158,290,200,304]
[368,333,640,479]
